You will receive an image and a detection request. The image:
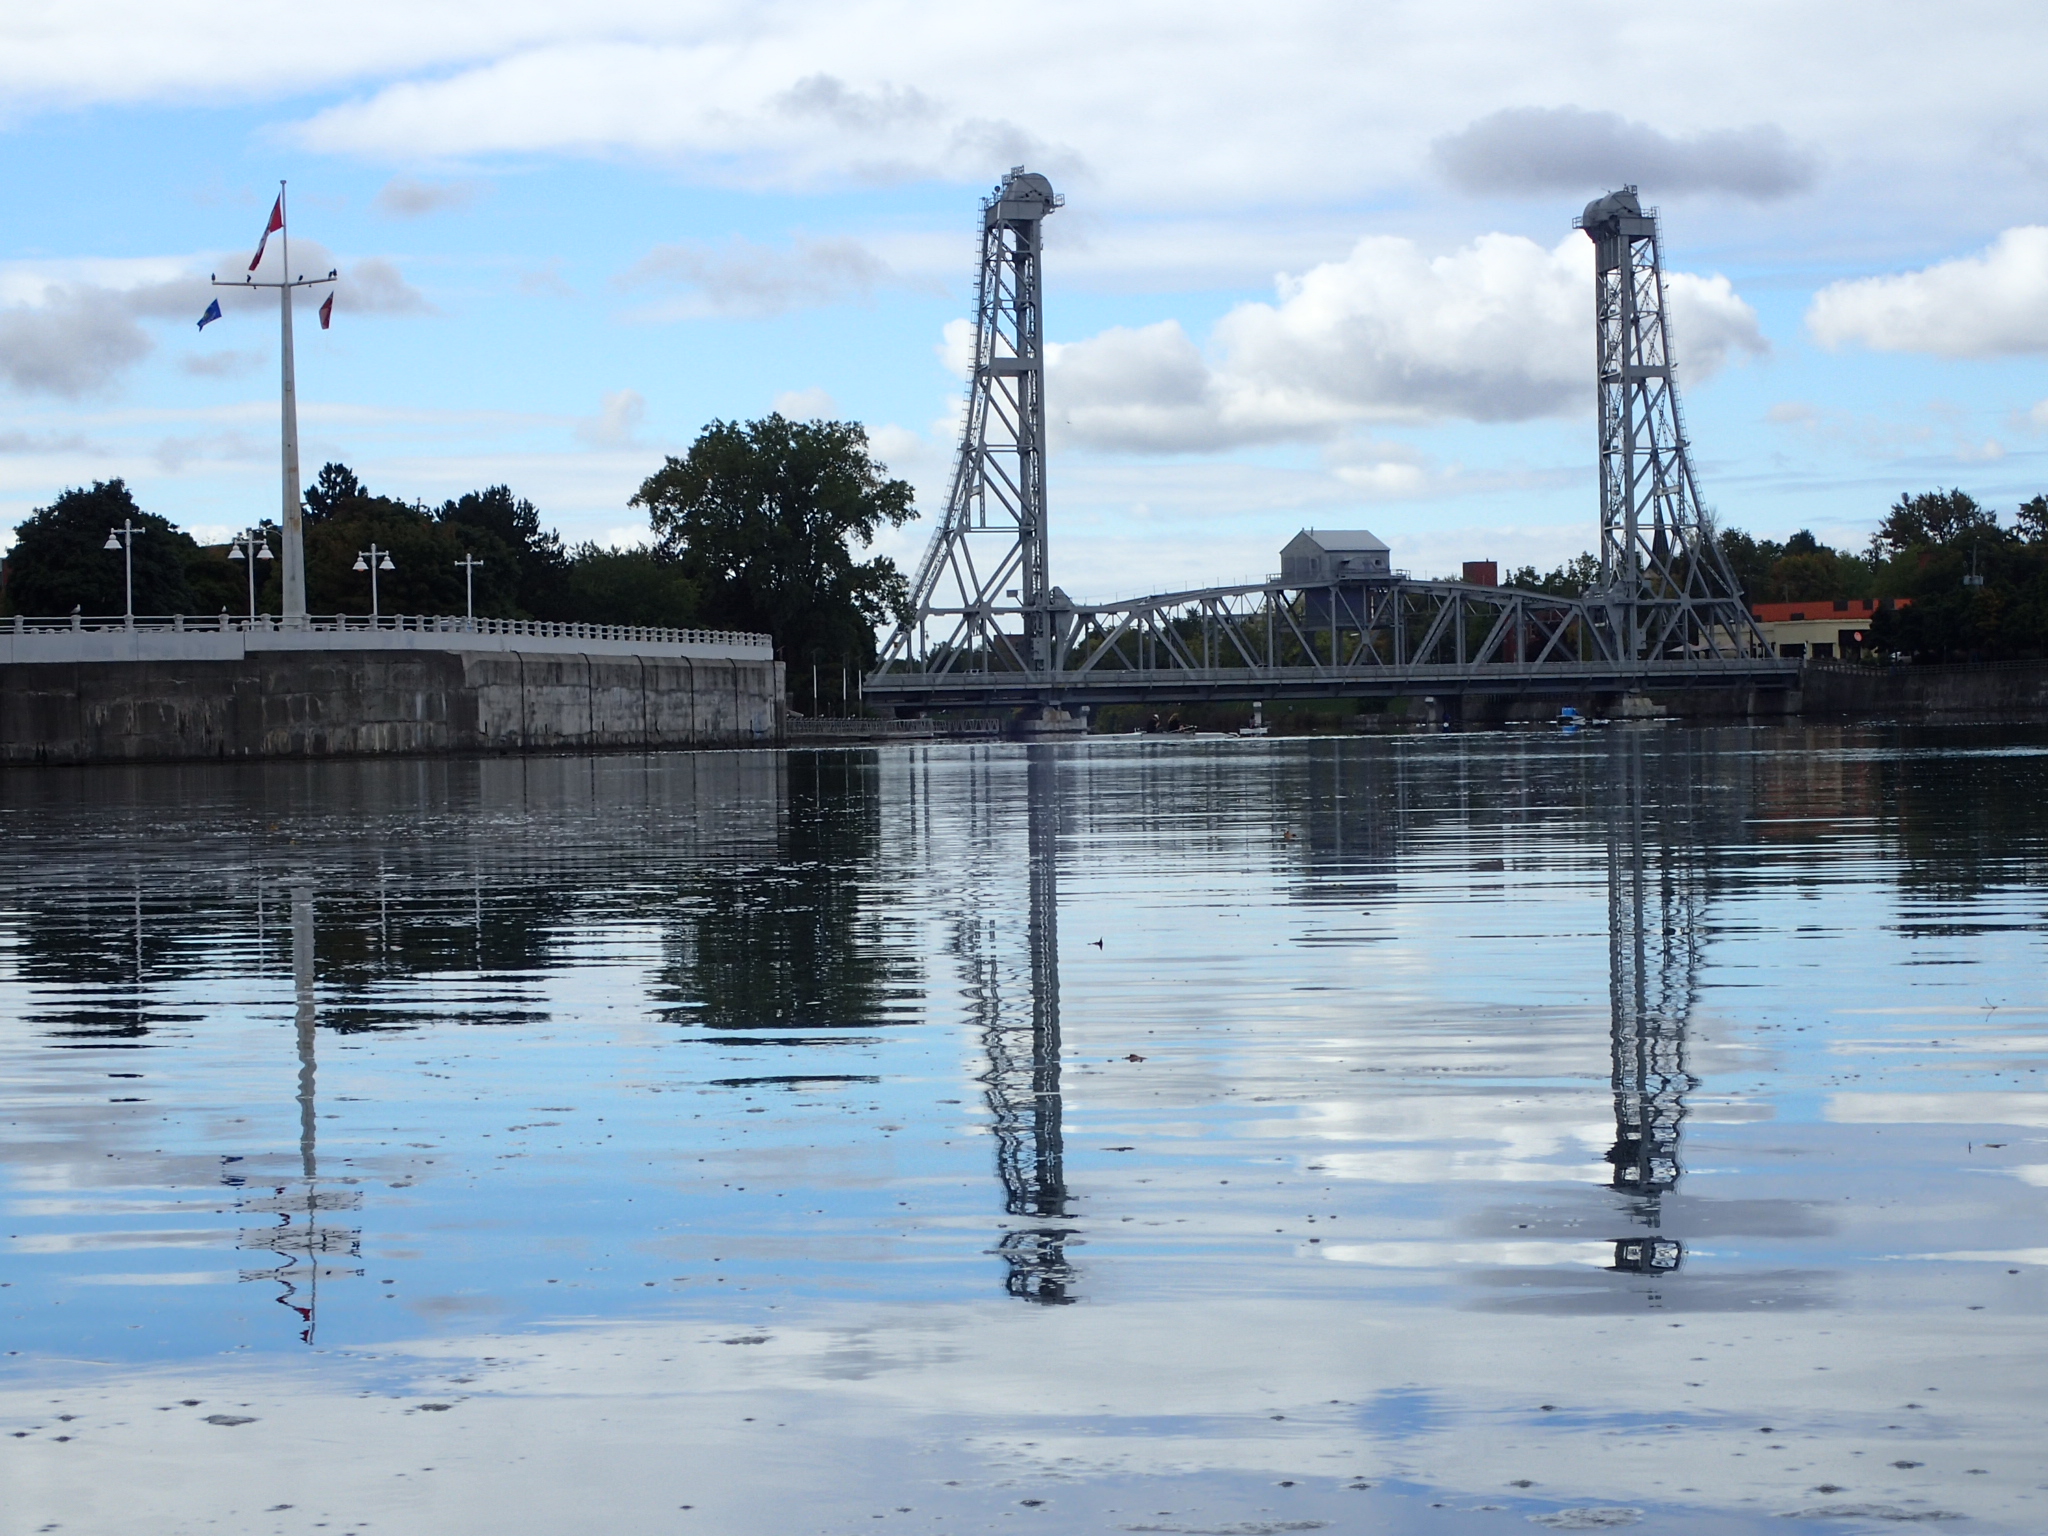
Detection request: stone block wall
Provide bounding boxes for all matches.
[0,648,783,765]
[1800,659,2048,719]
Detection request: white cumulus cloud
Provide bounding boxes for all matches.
[1047,232,1765,451]
[1807,226,2048,356]
[0,0,2043,241]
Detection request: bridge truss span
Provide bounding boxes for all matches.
[868,573,1794,708]
[1071,576,1602,674]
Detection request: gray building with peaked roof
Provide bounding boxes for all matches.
[1280,529,1391,584]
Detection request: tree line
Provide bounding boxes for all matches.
[16,430,2045,669]
[1506,489,2048,661]
[0,415,915,677]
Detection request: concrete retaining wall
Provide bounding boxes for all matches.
[1799,659,2048,719]
[0,648,784,765]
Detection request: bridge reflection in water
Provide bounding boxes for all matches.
[970,733,1709,1305]
[975,746,1076,1303]
[236,738,1711,1314]
[1604,733,1702,1281]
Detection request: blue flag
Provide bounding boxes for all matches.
[197,298,222,331]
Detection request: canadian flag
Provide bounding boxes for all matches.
[319,291,334,330]
[249,194,284,272]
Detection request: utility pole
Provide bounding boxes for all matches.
[102,519,142,624]
[455,553,483,621]
[212,182,336,627]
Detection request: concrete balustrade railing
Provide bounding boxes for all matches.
[1,612,774,667]
[5,611,771,652]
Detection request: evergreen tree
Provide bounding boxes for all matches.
[438,486,571,619]
[300,462,470,615]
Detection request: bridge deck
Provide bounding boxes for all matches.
[866,657,1801,709]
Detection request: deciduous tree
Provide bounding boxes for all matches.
[630,414,915,666]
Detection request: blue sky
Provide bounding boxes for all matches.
[4,1,2048,599]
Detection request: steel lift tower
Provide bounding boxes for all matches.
[879,167,1063,679]
[1580,189,1767,663]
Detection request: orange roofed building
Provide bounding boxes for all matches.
[1750,597,1911,659]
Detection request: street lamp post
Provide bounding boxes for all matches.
[103,519,142,625]
[225,527,276,619]
[352,544,396,619]
[454,553,483,622]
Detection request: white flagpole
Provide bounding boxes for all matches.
[277,181,307,623]
[212,185,334,627]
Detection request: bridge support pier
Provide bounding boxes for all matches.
[1010,703,1086,739]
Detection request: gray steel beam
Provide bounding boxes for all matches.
[866,657,1799,709]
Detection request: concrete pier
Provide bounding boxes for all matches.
[0,616,783,764]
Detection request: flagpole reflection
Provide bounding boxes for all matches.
[234,879,362,1345]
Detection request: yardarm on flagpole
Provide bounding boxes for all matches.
[210,181,337,626]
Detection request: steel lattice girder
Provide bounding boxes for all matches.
[867,575,1798,705]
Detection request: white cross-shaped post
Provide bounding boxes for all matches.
[455,553,484,621]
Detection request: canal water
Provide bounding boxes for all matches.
[1,726,2043,1535]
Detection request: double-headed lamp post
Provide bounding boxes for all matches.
[225,527,276,619]
[103,519,142,625]
[353,544,396,619]
[455,553,483,622]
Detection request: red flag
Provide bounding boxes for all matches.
[318,291,334,330]
[249,193,284,272]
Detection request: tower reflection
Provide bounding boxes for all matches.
[1604,732,1700,1276]
[978,745,1076,1303]
[233,880,362,1343]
